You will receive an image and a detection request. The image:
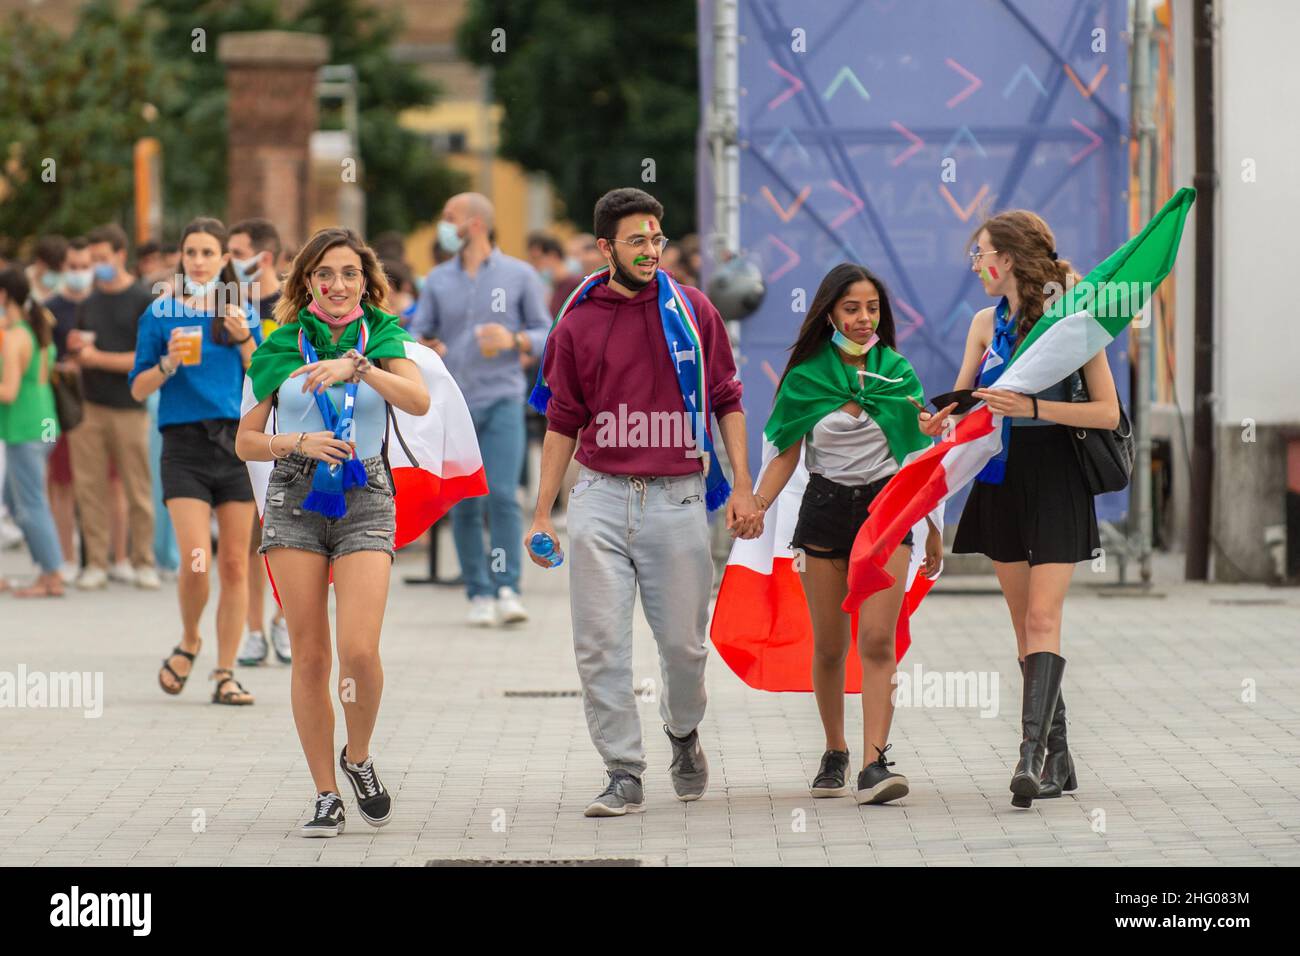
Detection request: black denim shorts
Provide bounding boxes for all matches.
[790,471,912,561]
[259,453,396,562]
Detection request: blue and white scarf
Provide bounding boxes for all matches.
[974,297,1018,485]
[298,322,369,518]
[529,268,731,512]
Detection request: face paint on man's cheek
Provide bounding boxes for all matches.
[633,255,651,265]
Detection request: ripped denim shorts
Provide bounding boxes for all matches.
[258,453,396,562]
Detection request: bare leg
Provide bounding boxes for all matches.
[332,551,392,765]
[247,518,266,633]
[993,560,1031,661]
[48,480,76,566]
[856,546,912,765]
[798,550,853,752]
[159,497,211,691]
[1024,564,1074,656]
[213,501,254,673]
[268,548,336,793]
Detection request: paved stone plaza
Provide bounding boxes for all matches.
[1,536,1298,867]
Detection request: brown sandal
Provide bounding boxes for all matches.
[158,640,201,696]
[211,668,254,706]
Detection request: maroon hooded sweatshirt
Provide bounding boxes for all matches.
[542,274,744,477]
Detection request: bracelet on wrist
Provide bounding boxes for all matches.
[293,432,306,456]
[1031,396,1039,420]
[232,334,253,345]
[159,357,178,377]
[270,433,291,460]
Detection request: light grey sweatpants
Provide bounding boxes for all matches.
[568,465,713,777]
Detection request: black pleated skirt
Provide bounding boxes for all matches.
[952,424,1099,565]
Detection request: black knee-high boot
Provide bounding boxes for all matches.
[1009,651,1066,806]
[1017,659,1076,800]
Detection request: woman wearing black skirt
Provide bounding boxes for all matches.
[919,210,1119,808]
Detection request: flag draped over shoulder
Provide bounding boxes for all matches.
[709,339,941,692]
[841,186,1196,617]
[241,311,488,558]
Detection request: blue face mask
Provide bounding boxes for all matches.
[93,263,117,283]
[436,220,464,254]
[40,271,63,291]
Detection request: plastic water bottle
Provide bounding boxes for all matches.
[529,531,563,568]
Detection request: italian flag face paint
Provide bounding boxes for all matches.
[980,264,999,283]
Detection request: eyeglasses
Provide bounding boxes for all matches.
[612,236,669,254]
[310,268,364,286]
[968,249,999,265]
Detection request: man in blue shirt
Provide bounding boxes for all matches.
[412,193,552,626]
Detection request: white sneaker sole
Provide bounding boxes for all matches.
[811,785,851,798]
[854,779,909,805]
[341,768,393,827]
[301,819,345,837]
[498,608,529,624]
[584,801,644,817]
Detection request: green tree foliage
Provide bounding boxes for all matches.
[0,0,464,249]
[457,0,700,233]
[0,0,171,245]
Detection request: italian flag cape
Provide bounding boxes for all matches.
[709,338,942,692]
[241,304,488,556]
[841,187,1196,618]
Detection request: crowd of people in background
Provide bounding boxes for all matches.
[0,208,708,628]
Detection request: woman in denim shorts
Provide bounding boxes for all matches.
[237,227,429,838]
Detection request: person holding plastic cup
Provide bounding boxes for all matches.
[129,217,261,706]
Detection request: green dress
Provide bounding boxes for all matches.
[0,321,60,445]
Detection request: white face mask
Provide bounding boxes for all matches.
[183,276,220,296]
[63,269,94,294]
[233,254,261,282]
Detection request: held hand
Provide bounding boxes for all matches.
[917,401,958,438]
[475,322,514,352]
[299,431,354,464]
[726,487,764,540]
[222,305,250,341]
[73,343,102,369]
[923,526,944,579]
[972,388,1032,418]
[164,331,188,367]
[523,518,562,569]
[290,358,356,394]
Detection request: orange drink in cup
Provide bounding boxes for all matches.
[175,325,203,366]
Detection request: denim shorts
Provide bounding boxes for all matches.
[258,453,396,562]
[790,471,912,561]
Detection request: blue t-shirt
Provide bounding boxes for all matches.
[274,377,389,460]
[129,298,262,429]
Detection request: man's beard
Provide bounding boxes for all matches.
[609,254,655,292]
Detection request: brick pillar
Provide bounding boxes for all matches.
[218,31,330,248]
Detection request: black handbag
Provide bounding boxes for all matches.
[1066,370,1134,495]
[50,364,83,432]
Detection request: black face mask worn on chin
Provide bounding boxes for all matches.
[609,254,654,292]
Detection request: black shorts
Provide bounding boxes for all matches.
[790,471,913,562]
[160,420,254,506]
[952,424,1099,565]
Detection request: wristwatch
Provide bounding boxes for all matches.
[159,356,179,378]
[514,330,528,353]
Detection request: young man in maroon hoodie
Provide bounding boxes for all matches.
[526,188,760,816]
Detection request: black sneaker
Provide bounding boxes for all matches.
[301,791,345,838]
[854,744,910,805]
[339,746,392,827]
[811,749,851,797]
